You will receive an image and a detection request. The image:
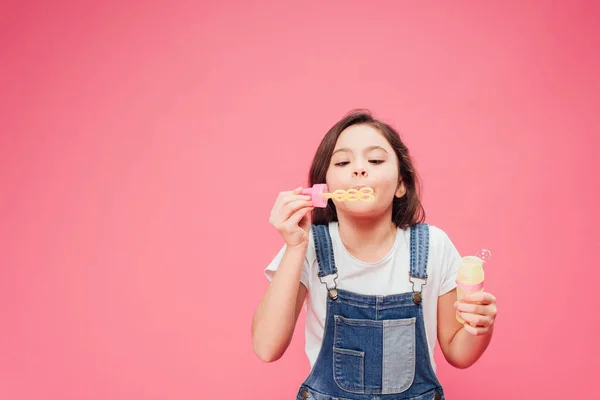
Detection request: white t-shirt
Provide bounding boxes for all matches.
[264,222,462,373]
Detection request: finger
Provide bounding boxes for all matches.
[281,199,313,220]
[281,193,312,208]
[275,187,302,205]
[455,302,497,321]
[457,311,492,328]
[275,186,304,203]
[272,195,312,224]
[460,292,496,305]
[279,187,302,197]
[299,204,313,225]
[290,187,304,198]
[270,189,309,226]
[454,302,489,315]
[462,323,491,336]
[286,205,314,227]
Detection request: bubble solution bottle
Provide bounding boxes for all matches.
[456,249,491,324]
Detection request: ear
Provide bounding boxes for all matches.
[395,180,406,198]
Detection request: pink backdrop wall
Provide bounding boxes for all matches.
[1,1,599,399]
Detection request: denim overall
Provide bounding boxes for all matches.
[296,223,444,400]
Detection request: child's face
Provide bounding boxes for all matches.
[326,124,406,217]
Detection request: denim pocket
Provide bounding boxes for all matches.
[333,315,416,394]
[332,347,364,392]
[380,317,417,394]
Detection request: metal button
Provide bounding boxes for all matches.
[300,389,310,399]
[328,289,338,300]
[413,292,422,304]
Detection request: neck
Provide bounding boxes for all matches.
[336,211,397,261]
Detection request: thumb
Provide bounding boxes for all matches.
[290,206,313,227]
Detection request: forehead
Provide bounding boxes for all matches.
[334,124,391,150]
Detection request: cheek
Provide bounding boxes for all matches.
[325,168,337,187]
[326,166,344,184]
[325,167,332,181]
[372,168,399,188]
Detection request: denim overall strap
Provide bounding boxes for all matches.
[409,223,429,303]
[311,224,339,299]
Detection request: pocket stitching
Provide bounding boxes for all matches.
[333,346,364,357]
[332,346,364,393]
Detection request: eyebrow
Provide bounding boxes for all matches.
[332,146,389,156]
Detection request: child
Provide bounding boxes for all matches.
[252,110,498,400]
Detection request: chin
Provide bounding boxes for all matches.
[338,203,381,218]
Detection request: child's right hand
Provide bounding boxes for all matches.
[269,187,314,248]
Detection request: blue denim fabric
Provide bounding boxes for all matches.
[296,224,444,400]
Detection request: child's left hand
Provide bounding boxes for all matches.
[454,292,497,336]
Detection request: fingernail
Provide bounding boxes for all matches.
[453,302,457,309]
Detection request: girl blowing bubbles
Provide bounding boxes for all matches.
[252,110,497,400]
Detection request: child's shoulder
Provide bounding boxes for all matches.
[406,223,458,257]
[426,223,453,242]
[404,222,453,243]
[423,223,461,263]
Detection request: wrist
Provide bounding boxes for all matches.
[286,242,309,253]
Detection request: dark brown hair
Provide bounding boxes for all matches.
[309,109,425,229]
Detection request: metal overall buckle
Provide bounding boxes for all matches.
[319,273,339,300]
[408,272,428,304]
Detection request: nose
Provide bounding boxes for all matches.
[353,167,368,177]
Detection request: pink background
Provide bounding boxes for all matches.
[1,1,599,399]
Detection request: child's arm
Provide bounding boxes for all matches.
[252,246,308,362]
[437,289,497,369]
[252,187,314,363]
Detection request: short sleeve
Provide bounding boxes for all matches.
[264,244,311,289]
[437,229,462,296]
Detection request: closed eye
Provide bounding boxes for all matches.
[334,161,350,166]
